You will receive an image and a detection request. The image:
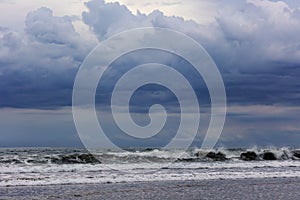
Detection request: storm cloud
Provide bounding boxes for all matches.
[0,0,300,147]
[0,7,92,108]
[1,0,299,109]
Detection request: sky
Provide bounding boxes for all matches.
[0,0,300,148]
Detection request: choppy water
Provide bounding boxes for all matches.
[1,147,300,186]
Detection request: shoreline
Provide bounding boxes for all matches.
[1,177,300,200]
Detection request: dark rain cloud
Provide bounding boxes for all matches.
[0,7,92,108]
[0,0,300,109]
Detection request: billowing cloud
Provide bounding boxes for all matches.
[83,0,300,68]
[0,0,300,147]
[0,7,93,108]
[216,0,300,69]
[0,0,299,110]
[83,0,202,43]
[82,0,300,106]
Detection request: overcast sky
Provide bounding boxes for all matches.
[0,0,300,148]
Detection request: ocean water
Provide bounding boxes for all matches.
[1,147,300,187]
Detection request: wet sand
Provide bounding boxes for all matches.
[1,177,299,200]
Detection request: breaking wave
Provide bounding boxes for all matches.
[1,147,300,186]
[1,147,300,165]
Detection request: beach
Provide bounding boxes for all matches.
[1,177,300,200]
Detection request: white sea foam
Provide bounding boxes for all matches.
[1,148,300,186]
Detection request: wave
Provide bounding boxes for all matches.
[0,147,300,165]
[1,147,300,187]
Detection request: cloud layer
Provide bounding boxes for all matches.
[0,0,300,147]
[0,7,93,108]
[1,0,300,109]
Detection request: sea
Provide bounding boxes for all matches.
[1,147,300,187]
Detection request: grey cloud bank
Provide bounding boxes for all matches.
[1,0,300,108]
[0,0,300,147]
